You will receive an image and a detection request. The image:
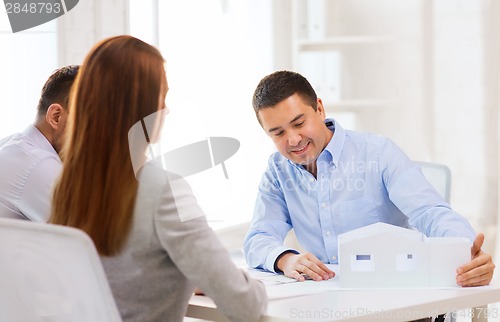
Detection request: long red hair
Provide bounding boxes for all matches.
[50,35,166,256]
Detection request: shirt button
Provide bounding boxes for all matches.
[332,256,337,261]
[325,231,331,237]
[321,203,327,208]
[309,178,314,183]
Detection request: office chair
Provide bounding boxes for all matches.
[416,161,452,203]
[0,218,122,322]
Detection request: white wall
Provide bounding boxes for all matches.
[0,12,57,138]
[57,0,129,66]
[1,1,498,252]
[282,1,495,249]
[0,0,129,138]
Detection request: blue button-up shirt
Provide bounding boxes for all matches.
[244,119,475,272]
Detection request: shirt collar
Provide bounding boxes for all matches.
[24,125,58,155]
[323,118,345,167]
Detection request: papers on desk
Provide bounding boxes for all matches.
[247,264,472,301]
[245,265,341,300]
[264,278,340,300]
[246,269,298,286]
[231,250,471,301]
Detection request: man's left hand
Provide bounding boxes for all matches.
[456,233,495,287]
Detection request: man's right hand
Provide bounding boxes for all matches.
[276,252,335,282]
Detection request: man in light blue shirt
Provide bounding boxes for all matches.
[244,70,494,287]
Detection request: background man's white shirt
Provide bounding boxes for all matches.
[0,125,61,221]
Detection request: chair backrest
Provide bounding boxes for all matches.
[0,218,122,322]
[415,161,452,203]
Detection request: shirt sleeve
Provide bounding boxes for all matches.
[18,156,61,222]
[243,158,298,272]
[379,138,476,241]
[153,176,267,322]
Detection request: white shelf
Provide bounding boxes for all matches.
[323,99,397,111]
[291,1,412,114]
[297,36,397,49]
[296,35,420,51]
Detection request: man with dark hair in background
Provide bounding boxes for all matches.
[0,65,79,221]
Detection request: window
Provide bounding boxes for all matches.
[0,11,57,138]
[351,254,374,271]
[130,0,276,225]
[396,253,418,271]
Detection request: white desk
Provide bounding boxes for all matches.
[188,256,500,322]
[188,284,500,322]
[197,227,500,321]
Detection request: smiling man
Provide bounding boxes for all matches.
[243,70,494,287]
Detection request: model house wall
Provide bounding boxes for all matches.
[338,222,471,288]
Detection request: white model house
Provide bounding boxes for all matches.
[338,222,471,288]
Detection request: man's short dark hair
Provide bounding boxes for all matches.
[37,65,79,115]
[252,70,318,117]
